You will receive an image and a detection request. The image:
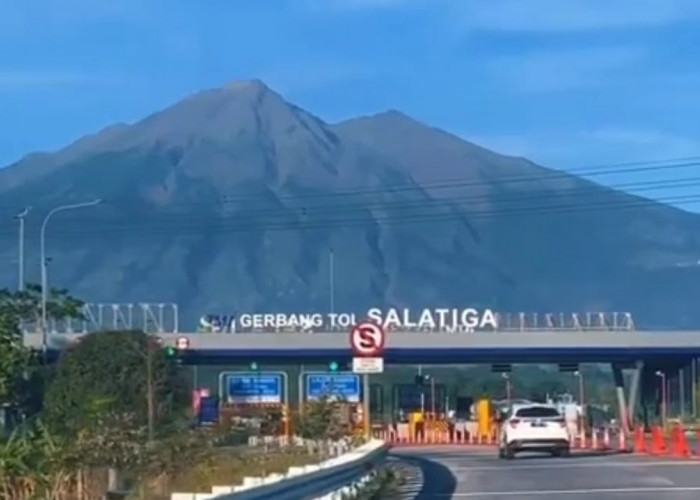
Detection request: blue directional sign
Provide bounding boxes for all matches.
[306,373,361,403]
[226,373,282,404]
[198,396,220,426]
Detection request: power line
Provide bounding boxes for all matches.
[4,172,696,230]
[1,156,699,237]
[3,168,699,232]
[28,191,700,238]
[112,157,700,208]
[1,155,699,216]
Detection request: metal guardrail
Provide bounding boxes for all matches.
[217,442,389,499]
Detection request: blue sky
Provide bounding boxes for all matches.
[2,0,700,209]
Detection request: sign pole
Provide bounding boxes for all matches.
[363,373,371,440]
[350,321,386,442]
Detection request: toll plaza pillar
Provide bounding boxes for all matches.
[612,363,630,435]
[627,360,644,429]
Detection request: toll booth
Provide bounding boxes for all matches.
[477,398,495,441]
[393,383,446,417]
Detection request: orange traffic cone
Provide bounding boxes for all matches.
[618,429,627,452]
[671,424,690,458]
[650,426,667,455]
[634,427,647,453]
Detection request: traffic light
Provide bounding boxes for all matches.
[329,361,340,372]
[164,345,182,365]
[249,361,260,371]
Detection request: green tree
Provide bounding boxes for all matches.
[296,397,347,442]
[43,330,187,438]
[0,285,84,414]
[2,284,83,328]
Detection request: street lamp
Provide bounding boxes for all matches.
[574,371,585,409]
[574,371,585,435]
[655,370,667,428]
[14,207,31,291]
[40,199,102,357]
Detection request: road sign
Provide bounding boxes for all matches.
[198,396,220,426]
[306,373,361,403]
[352,357,384,374]
[350,321,385,357]
[225,373,282,404]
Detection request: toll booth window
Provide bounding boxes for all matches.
[515,407,560,418]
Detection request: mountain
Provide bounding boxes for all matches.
[1,79,700,329]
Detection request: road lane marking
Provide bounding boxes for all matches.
[447,486,700,497]
[448,460,700,471]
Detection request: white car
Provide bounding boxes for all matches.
[498,403,571,459]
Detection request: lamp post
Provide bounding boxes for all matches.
[574,371,585,409]
[574,370,585,434]
[329,247,335,315]
[40,199,101,358]
[14,207,31,291]
[655,370,667,428]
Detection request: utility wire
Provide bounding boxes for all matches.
[1,156,699,237]
[27,191,700,238]
[109,157,700,208]
[6,172,698,231]
[1,155,699,215]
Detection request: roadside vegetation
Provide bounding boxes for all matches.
[0,285,361,499]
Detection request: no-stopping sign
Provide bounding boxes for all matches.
[350,321,386,357]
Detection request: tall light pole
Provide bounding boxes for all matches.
[693,359,698,418]
[574,370,585,434]
[656,370,667,428]
[40,199,101,357]
[574,371,585,409]
[329,247,335,315]
[14,207,31,292]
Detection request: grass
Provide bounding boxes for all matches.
[128,446,321,499]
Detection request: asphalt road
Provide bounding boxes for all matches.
[390,446,700,499]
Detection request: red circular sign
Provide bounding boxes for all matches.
[350,321,385,357]
[176,336,190,350]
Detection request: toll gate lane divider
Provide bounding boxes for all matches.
[375,424,633,454]
[169,439,389,500]
[633,423,700,459]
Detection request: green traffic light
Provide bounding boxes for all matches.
[329,361,339,372]
[250,361,259,371]
[165,346,176,357]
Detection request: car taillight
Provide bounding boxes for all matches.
[509,419,521,428]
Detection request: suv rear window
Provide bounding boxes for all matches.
[515,407,560,418]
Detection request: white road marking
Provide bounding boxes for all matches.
[448,460,700,472]
[447,486,700,497]
[387,456,424,499]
